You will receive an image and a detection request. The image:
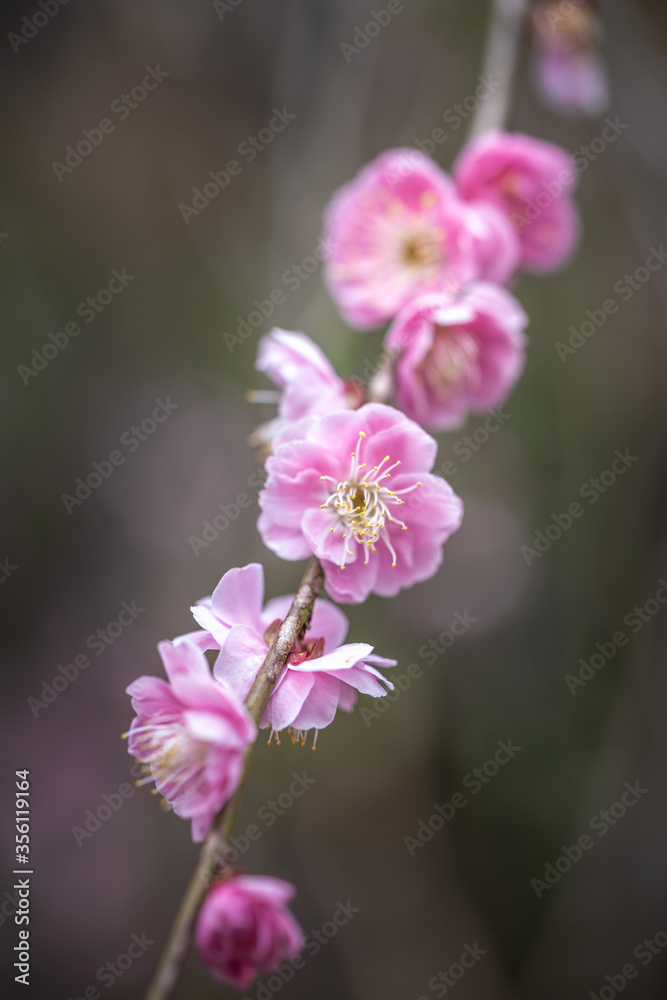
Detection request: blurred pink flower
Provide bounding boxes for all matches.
[454,130,580,273]
[322,148,497,329]
[189,563,395,741]
[532,1,609,117]
[257,405,464,603]
[385,283,528,431]
[250,328,362,447]
[125,639,256,842]
[195,874,303,988]
[464,201,522,285]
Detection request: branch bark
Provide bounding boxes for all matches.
[469,0,529,138]
[144,557,325,1000]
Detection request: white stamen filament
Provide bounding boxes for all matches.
[320,431,421,569]
[129,718,210,803]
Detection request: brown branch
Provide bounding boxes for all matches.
[469,0,529,138]
[144,557,325,1000]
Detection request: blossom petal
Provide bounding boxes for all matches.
[126,675,178,717]
[184,709,256,748]
[157,639,211,689]
[285,642,374,672]
[173,629,218,652]
[209,563,266,633]
[325,663,393,696]
[213,624,267,701]
[290,674,342,730]
[261,670,314,732]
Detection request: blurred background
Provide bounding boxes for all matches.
[2,0,667,997]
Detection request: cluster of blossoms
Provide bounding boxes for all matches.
[127,126,583,991]
[124,563,397,982]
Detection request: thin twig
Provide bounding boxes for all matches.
[144,557,325,1000]
[469,0,529,137]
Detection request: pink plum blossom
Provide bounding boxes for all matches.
[454,130,580,273]
[463,200,521,286]
[322,148,499,329]
[125,639,256,842]
[195,874,303,988]
[257,404,464,603]
[250,328,363,447]
[188,563,395,742]
[384,283,528,431]
[532,1,609,118]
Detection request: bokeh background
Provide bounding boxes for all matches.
[2,0,667,997]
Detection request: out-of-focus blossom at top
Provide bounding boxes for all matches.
[531,0,610,117]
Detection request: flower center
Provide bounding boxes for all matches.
[423,326,479,399]
[401,230,443,269]
[125,715,209,808]
[320,431,421,569]
[501,171,525,202]
[264,619,326,666]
